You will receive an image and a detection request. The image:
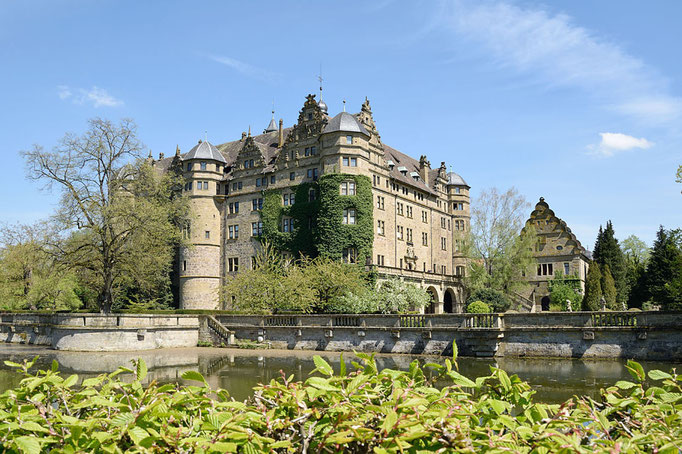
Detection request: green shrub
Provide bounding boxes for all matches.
[1,355,681,452]
[467,300,491,313]
[467,288,510,312]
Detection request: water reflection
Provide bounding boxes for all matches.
[0,345,679,404]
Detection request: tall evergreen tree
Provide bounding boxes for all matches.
[646,226,682,310]
[601,264,618,309]
[593,221,628,305]
[626,257,649,309]
[583,261,602,311]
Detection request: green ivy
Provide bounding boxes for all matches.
[260,174,373,263]
[316,173,373,264]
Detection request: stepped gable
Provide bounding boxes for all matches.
[215,128,293,174]
[527,197,589,258]
[383,145,437,195]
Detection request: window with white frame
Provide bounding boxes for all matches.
[342,208,356,225]
[377,220,385,235]
[251,221,263,236]
[227,257,239,273]
[228,224,239,239]
[397,225,404,240]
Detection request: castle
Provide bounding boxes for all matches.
[523,197,591,311]
[155,94,471,313]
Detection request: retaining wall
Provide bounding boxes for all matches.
[0,313,199,351]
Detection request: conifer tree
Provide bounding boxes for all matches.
[583,262,602,311]
[601,264,618,309]
[646,226,682,310]
[593,221,628,305]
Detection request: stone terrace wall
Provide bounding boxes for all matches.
[0,313,199,351]
[215,311,682,360]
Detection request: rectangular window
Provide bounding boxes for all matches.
[422,210,428,223]
[406,206,413,218]
[283,218,293,232]
[346,135,352,144]
[377,220,385,235]
[343,157,349,166]
[183,260,187,271]
[310,146,317,155]
[228,224,239,239]
[348,181,356,195]
[270,175,276,184]
[290,171,295,180]
[350,157,357,167]
[252,198,263,211]
[376,254,385,266]
[238,182,242,190]
[422,232,428,246]
[228,257,239,273]
[205,231,210,239]
[308,188,316,201]
[256,178,261,187]
[251,221,263,236]
[342,247,357,263]
[304,147,310,157]
[406,228,413,243]
[244,160,250,168]
[187,163,193,171]
[397,225,403,240]
[376,196,385,210]
[564,263,570,275]
[234,201,239,213]
[441,237,447,251]
[200,162,207,170]
[197,181,203,190]
[343,208,356,225]
[340,182,347,196]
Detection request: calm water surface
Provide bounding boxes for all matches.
[1,345,680,403]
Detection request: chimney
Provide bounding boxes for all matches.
[419,155,431,183]
[241,131,247,141]
[159,152,164,160]
[278,119,284,147]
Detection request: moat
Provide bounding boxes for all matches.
[1,344,679,404]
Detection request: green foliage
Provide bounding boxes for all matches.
[22,119,190,312]
[549,273,583,311]
[593,221,628,305]
[316,173,373,264]
[466,288,510,312]
[583,261,603,311]
[646,226,682,310]
[467,187,537,296]
[467,300,491,313]
[622,234,650,263]
[301,256,370,312]
[677,164,682,192]
[0,224,82,311]
[601,264,618,309]
[2,356,682,452]
[332,279,430,314]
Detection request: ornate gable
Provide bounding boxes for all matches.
[285,94,328,145]
[236,134,265,169]
[526,197,586,257]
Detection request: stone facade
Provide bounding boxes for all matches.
[155,95,471,311]
[523,198,591,311]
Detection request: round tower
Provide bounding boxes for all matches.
[178,140,226,310]
[446,171,471,279]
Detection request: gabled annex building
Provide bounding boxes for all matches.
[154,94,471,313]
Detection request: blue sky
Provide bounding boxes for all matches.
[1,0,681,247]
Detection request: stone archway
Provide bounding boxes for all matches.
[425,286,438,314]
[443,289,455,313]
[541,296,550,311]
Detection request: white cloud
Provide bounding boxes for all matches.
[440,0,681,124]
[205,54,279,82]
[57,85,123,107]
[588,132,653,158]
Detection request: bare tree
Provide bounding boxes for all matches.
[466,187,536,294]
[23,118,188,312]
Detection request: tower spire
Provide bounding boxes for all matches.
[342,99,346,112]
[318,64,323,101]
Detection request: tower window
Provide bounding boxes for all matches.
[187,163,193,171]
[270,175,275,184]
[346,135,352,144]
[205,231,210,239]
[183,260,187,271]
[290,172,295,180]
[564,263,570,275]
[200,162,207,170]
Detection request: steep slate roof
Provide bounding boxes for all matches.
[322,111,370,136]
[383,145,437,195]
[183,140,227,163]
[214,129,293,174]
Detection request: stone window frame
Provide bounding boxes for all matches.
[342,208,356,225]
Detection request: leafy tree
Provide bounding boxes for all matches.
[593,221,628,305]
[467,187,537,296]
[222,242,316,313]
[646,226,682,310]
[601,264,618,309]
[625,257,649,309]
[0,223,82,311]
[301,257,369,312]
[548,272,582,311]
[677,164,681,193]
[583,262,602,311]
[466,288,510,312]
[467,300,491,313]
[22,118,189,313]
[622,235,650,263]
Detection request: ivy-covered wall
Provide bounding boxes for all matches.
[316,173,373,263]
[260,173,373,263]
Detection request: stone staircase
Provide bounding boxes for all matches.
[510,290,535,312]
[202,315,235,346]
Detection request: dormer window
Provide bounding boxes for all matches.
[398,166,408,175]
[410,171,419,180]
